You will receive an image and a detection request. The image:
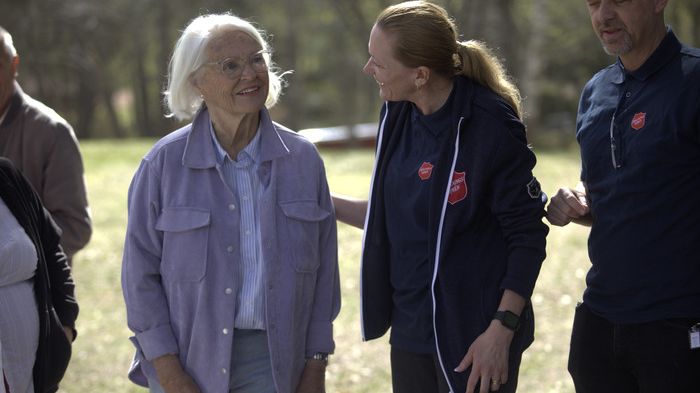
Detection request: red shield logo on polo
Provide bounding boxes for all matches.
[631,112,646,130]
[448,171,467,205]
[418,162,434,181]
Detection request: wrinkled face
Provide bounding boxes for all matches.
[194,29,269,117]
[0,43,17,114]
[586,0,662,58]
[363,25,418,102]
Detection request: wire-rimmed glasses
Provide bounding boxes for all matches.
[202,49,270,79]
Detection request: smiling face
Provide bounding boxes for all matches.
[586,0,668,69]
[193,28,269,118]
[362,25,419,103]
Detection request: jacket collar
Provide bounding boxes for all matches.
[182,105,290,169]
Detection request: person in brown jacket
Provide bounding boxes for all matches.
[0,26,91,264]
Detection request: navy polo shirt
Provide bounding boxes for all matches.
[384,88,454,353]
[576,30,700,323]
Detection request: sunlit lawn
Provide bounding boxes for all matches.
[60,139,589,393]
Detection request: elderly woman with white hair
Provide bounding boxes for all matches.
[121,13,340,393]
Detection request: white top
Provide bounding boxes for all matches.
[0,197,39,393]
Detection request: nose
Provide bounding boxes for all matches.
[240,62,257,79]
[597,0,616,22]
[362,59,373,75]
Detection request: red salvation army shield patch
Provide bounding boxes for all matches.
[418,162,434,181]
[631,112,646,130]
[448,171,467,205]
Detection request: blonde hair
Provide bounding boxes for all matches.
[376,1,522,118]
[164,13,287,121]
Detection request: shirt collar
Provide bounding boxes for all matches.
[209,117,262,165]
[612,28,681,84]
[183,105,289,169]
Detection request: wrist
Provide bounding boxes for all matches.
[306,352,329,367]
[493,310,520,331]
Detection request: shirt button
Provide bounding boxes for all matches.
[228,204,236,211]
[222,328,229,335]
[222,368,227,374]
[225,288,233,295]
[242,195,249,201]
[245,229,251,235]
[625,92,631,98]
[227,246,234,253]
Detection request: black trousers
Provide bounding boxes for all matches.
[391,346,450,393]
[568,303,700,393]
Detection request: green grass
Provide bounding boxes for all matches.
[61,140,589,392]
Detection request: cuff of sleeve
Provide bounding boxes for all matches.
[501,250,545,300]
[135,324,179,361]
[304,320,335,358]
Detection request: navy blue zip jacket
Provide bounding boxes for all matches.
[360,75,548,392]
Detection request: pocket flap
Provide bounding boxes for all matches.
[279,200,330,222]
[155,207,211,232]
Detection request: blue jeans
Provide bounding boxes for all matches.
[568,303,700,393]
[148,329,275,393]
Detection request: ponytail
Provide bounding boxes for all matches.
[457,40,522,118]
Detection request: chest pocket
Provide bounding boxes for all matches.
[156,207,210,281]
[278,201,330,273]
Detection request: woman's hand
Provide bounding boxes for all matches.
[153,354,202,393]
[295,359,327,393]
[454,320,513,393]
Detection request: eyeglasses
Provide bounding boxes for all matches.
[609,114,622,169]
[202,50,270,79]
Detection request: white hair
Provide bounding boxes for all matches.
[164,13,287,121]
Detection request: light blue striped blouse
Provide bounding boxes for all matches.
[209,122,265,330]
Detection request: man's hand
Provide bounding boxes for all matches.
[546,187,591,226]
[152,354,202,393]
[296,359,327,393]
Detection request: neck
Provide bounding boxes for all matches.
[412,76,453,115]
[0,85,15,119]
[620,24,667,72]
[209,108,260,158]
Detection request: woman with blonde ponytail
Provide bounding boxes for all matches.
[332,1,548,392]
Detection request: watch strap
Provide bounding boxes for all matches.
[493,310,520,331]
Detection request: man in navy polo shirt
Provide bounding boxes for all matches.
[546,0,700,391]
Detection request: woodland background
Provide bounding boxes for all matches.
[1,0,699,143]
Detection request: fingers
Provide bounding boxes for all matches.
[546,187,589,226]
[454,349,473,372]
[489,378,500,392]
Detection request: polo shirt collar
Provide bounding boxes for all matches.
[612,28,681,85]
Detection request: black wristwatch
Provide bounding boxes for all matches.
[493,310,520,331]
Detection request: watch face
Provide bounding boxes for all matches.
[495,311,519,330]
[503,312,519,329]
